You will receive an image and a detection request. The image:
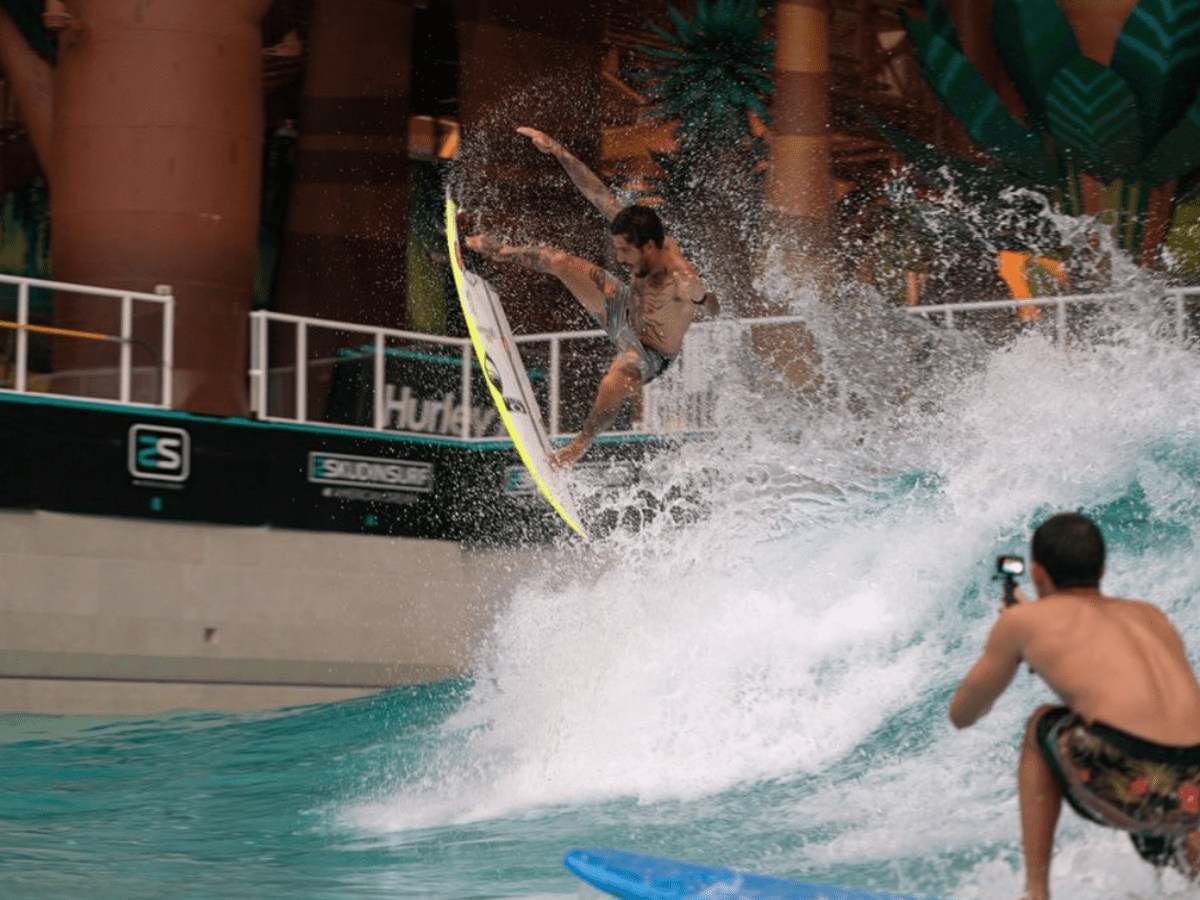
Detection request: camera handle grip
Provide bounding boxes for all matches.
[1002,575,1018,607]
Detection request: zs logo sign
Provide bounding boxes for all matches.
[128,424,190,482]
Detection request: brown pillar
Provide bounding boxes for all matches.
[1058,0,1137,65]
[50,0,271,415]
[273,0,417,329]
[0,7,52,171]
[752,0,827,393]
[452,0,604,331]
[766,0,833,264]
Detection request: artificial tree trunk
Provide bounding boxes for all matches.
[0,0,271,414]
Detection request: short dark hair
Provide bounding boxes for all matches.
[611,205,665,249]
[1031,512,1105,589]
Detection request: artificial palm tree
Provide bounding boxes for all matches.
[902,0,1200,265]
[630,0,773,217]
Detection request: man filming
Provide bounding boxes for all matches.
[950,511,1200,898]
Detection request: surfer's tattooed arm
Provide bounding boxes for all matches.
[517,126,622,222]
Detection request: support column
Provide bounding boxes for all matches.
[273,0,417,329]
[47,0,271,415]
[766,0,832,264]
[754,0,828,394]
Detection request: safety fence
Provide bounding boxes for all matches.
[248,287,1200,441]
[904,285,1200,348]
[0,274,175,406]
[6,281,1200,437]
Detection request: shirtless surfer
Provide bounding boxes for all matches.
[950,512,1200,898]
[465,127,718,468]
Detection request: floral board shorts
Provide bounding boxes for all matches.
[1036,706,1200,867]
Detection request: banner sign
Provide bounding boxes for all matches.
[0,395,660,543]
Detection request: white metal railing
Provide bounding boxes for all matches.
[903,286,1200,347]
[7,283,1195,432]
[249,309,477,436]
[248,288,1200,440]
[0,274,175,406]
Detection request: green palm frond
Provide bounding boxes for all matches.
[904,16,1052,183]
[1137,92,1200,185]
[629,0,773,208]
[896,0,1200,259]
[1046,56,1142,183]
[991,0,1078,126]
[1111,0,1200,149]
[921,0,959,50]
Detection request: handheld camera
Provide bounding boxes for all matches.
[994,555,1026,607]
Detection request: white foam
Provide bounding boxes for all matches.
[349,256,1200,900]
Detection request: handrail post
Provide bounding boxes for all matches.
[119,293,133,403]
[549,336,561,436]
[14,279,28,392]
[373,331,386,430]
[295,321,308,423]
[248,312,261,415]
[460,342,472,439]
[257,311,269,418]
[161,292,174,408]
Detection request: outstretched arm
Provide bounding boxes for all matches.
[520,127,720,311]
[518,126,623,222]
[466,232,618,321]
[949,609,1025,728]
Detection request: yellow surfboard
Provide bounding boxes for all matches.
[444,195,587,539]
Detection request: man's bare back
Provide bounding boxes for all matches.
[1013,593,1200,745]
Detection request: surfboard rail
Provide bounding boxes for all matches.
[444,194,588,539]
[563,847,945,900]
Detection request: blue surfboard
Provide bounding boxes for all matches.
[563,848,942,900]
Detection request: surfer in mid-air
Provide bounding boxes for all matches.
[465,127,718,467]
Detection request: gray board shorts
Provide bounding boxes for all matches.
[597,282,675,384]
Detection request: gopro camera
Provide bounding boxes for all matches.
[995,555,1025,607]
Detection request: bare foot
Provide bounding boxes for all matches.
[548,441,588,469]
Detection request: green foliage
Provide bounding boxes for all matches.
[5,177,48,278]
[898,0,1200,258]
[991,0,1077,127]
[864,112,1061,257]
[0,177,51,321]
[629,0,773,209]
[905,17,1051,184]
[1046,56,1142,183]
[1111,0,1200,149]
[920,0,959,49]
[1138,95,1200,186]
